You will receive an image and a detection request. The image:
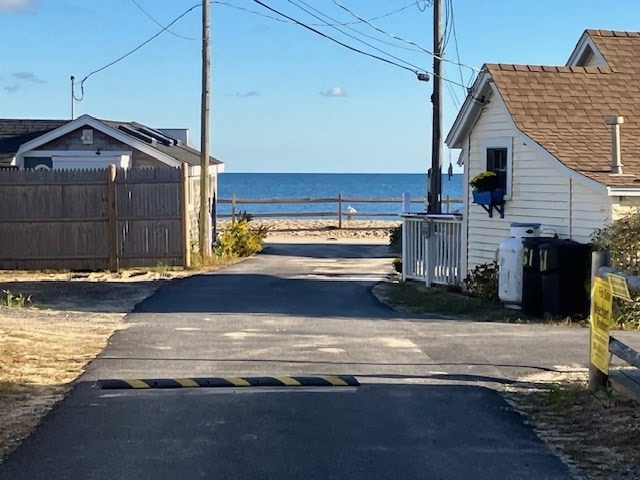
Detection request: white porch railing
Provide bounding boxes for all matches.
[401,214,463,286]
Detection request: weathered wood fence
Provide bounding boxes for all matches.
[0,165,191,271]
[589,252,640,392]
[219,194,463,226]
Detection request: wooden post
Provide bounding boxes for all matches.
[338,193,343,229]
[231,194,236,225]
[445,194,450,213]
[199,0,212,257]
[107,164,118,272]
[589,251,610,392]
[180,163,191,269]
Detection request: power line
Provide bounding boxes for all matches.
[251,0,468,88]
[73,3,201,102]
[331,0,479,74]
[293,0,423,53]
[447,0,468,95]
[286,0,425,71]
[250,0,421,75]
[215,1,417,27]
[129,0,196,40]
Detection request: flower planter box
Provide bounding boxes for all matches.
[472,188,505,205]
[472,189,505,218]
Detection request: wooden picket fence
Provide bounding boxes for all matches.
[0,165,191,271]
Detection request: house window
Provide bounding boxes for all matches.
[487,148,508,191]
[481,138,512,199]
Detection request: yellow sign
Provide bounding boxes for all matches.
[590,277,613,374]
[608,273,632,301]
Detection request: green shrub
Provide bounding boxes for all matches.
[463,261,499,301]
[215,220,268,259]
[1,290,31,308]
[591,212,640,275]
[591,212,640,328]
[389,225,402,253]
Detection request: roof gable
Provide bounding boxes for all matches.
[4,115,223,168]
[446,29,640,189]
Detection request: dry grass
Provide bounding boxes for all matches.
[0,311,125,461]
[0,269,194,463]
[504,369,640,479]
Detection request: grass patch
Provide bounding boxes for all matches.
[505,376,640,479]
[378,280,528,321]
[0,290,31,308]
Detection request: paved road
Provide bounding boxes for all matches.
[2,241,614,479]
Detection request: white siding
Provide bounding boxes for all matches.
[465,95,612,271]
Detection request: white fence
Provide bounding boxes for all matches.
[402,214,463,286]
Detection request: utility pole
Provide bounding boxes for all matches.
[428,0,443,213]
[199,0,212,256]
[70,76,75,120]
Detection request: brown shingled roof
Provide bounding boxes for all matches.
[487,29,640,187]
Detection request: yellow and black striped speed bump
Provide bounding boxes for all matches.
[97,375,359,390]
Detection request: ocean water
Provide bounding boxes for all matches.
[217,173,463,219]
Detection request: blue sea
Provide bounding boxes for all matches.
[217,173,463,220]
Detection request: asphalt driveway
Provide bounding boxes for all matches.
[0,241,592,479]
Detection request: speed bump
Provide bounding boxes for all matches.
[97,375,359,390]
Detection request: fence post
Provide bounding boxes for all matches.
[231,194,236,225]
[401,217,408,281]
[445,194,451,213]
[338,193,343,229]
[107,164,119,272]
[589,251,610,392]
[402,192,410,214]
[181,163,191,269]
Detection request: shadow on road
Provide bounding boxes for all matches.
[262,242,395,259]
[132,272,399,318]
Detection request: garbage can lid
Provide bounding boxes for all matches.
[510,222,541,228]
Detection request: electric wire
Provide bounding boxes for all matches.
[129,0,196,40]
[448,0,469,95]
[331,0,479,73]
[73,3,201,102]
[251,0,469,87]
[215,0,416,28]
[286,0,425,71]
[293,0,422,53]
[250,0,422,76]
[416,0,432,12]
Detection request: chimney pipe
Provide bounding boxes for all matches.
[604,116,624,174]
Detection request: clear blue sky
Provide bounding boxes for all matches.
[1,0,639,173]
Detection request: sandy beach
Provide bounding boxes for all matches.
[219,219,401,242]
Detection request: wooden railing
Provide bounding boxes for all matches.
[218,194,463,226]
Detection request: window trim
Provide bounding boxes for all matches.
[482,137,513,200]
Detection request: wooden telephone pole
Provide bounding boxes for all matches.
[199,0,212,256]
[428,0,443,213]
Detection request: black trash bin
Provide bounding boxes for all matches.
[521,237,553,316]
[540,240,590,317]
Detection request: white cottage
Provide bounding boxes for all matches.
[445,29,640,275]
